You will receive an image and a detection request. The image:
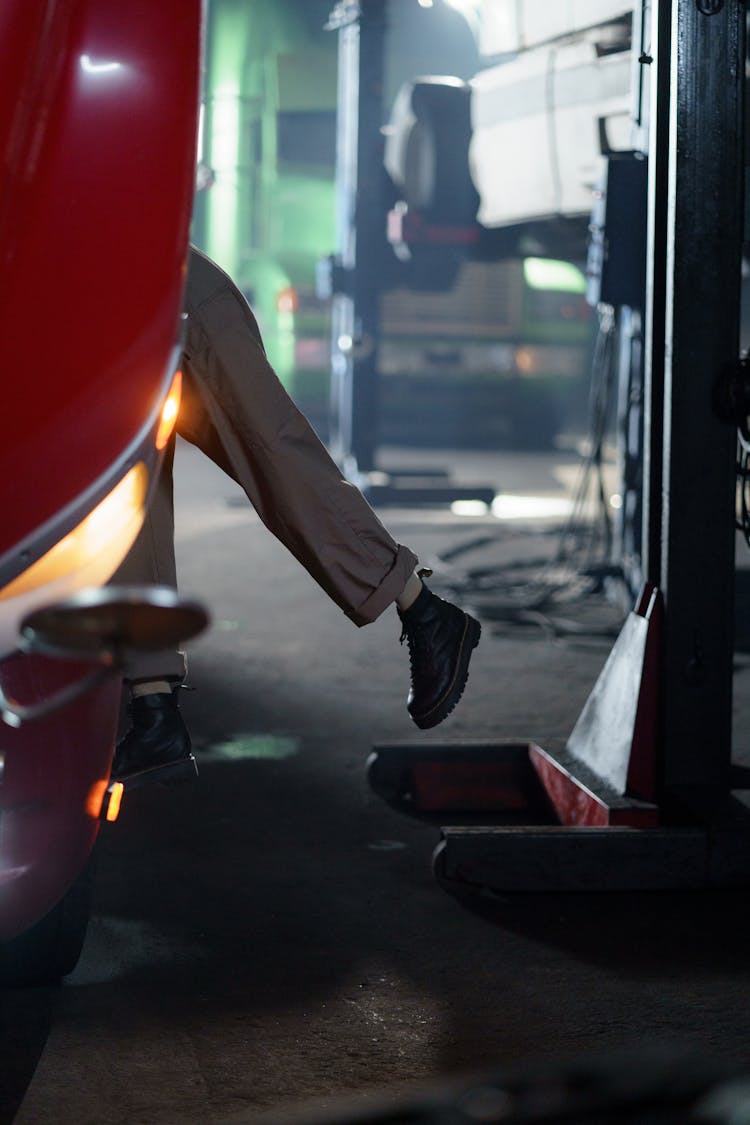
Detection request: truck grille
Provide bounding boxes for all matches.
[380,260,525,339]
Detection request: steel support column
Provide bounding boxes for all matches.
[649,0,744,800]
[326,0,495,504]
[328,0,387,476]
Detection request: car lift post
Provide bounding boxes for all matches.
[325,0,495,508]
[368,0,750,892]
[327,0,385,478]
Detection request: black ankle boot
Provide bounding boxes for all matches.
[112,691,197,790]
[398,584,481,730]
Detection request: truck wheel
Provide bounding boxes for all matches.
[387,77,479,226]
[0,858,95,986]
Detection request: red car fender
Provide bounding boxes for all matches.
[0,656,119,940]
[0,0,202,940]
[0,0,201,548]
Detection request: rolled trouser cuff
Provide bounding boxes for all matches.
[346,543,419,627]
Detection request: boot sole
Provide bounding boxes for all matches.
[410,614,481,730]
[112,754,199,792]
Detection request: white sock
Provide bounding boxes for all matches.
[396,570,424,612]
[130,679,173,698]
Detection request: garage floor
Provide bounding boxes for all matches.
[5,440,750,1124]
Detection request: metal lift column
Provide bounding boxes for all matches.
[646,0,743,810]
[325,0,495,506]
[328,0,387,478]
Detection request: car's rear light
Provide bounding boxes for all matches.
[0,462,148,602]
[104,781,124,822]
[86,778,124,822]
[155,369,182,451]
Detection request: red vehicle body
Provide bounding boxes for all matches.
[0,0,202,978]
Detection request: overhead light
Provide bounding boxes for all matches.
[450,500,490,516]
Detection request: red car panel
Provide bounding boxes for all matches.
[0,0,201,941]
[0,656,120,940]
[0,0,201,552]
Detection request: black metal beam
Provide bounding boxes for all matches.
[649,0,744,797]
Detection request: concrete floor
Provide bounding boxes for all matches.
[5,440,750,1123]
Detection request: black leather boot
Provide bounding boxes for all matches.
[112,691,197,790]
[398,584,481,730]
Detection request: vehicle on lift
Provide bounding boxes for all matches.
[383,0,637,263]
[196,0,595,447]
[0,0,205,984]
[377,0,639,444]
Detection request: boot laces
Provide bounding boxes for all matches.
[399,618,432,675]
[399,571,438,673]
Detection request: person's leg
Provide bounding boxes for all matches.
[110,245,481,788]
[180,248,419,626]
[180,247,481,729]
[112,436,187,682]
[108,438,195,787]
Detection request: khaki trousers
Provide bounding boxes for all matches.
[114,247,417,682]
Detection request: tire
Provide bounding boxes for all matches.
[396,246,465,292]
[386,77,479,226]
[0,857,95,987]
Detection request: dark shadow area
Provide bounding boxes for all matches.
[252,1045,748,1125]
[0,988,54,1124]
[734,568,750,654]
[43,663,750,1089]
[440,882,750,978]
